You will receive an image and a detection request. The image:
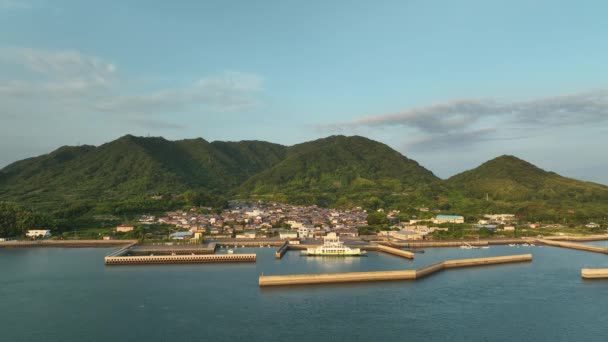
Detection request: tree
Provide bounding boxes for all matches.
[366,212,388,226]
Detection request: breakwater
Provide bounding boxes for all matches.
[581,268,608,279]
[105,253,256,265]
[536,239,608,254]
[0,240,137,248]
[259,254,532,286]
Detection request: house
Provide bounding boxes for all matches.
[279,231,298,239]
[116,225,135,233]
[26,230,52,238]
[503,226,515,231]
[169,231,194,240]
[433,215,465,224]
[335,228,359,238]
[102,235,114,240]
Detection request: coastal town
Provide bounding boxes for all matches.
[99,202,603,243]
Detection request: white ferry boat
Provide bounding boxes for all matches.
[301,233,363,256]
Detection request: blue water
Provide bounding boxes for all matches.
[1,245,607,341]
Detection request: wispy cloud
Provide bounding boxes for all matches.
[95,71,264,115]
[329,89,608,132]
[322,89,608,151]
[0,47,264,129]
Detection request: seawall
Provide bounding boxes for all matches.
[259,254,532,286]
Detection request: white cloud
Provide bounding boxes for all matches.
[0,47,264,126]
[95,71,264,115]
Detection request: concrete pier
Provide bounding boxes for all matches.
[259,254,532,286]
[581,268,608,279]
[105,253,256,265]
[537,239,608,254]
[376,244,415,259]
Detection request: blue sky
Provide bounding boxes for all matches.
[1,0,607,183]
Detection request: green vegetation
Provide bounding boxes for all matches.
[0,201,55,237]
[1,136,607,236]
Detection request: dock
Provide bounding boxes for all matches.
[581,268,608,279]
[259,254,532,286]
[105,253,256,265]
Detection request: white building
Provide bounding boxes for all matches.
[484,214,515,222]
[298,227,316,238]
[26,230,51,238]
[433,215,465,224]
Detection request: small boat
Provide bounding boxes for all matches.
[522,243,530,247]
[227,249,234,254]
[508,244,516,247]
[481,246,490,249]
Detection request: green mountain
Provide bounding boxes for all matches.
[446,155,608,220]
[0,135,286,213]
[1,136,606,223]
[239,135,444,208]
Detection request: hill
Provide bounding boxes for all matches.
[0,135,287,215]
[446,155,608,220]
[239,135,444,208]
[1,136,607,224]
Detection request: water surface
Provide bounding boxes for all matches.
[1,245,607,341]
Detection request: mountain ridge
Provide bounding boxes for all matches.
[1,135,607,221]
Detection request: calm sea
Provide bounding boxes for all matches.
[1,244,607,342]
